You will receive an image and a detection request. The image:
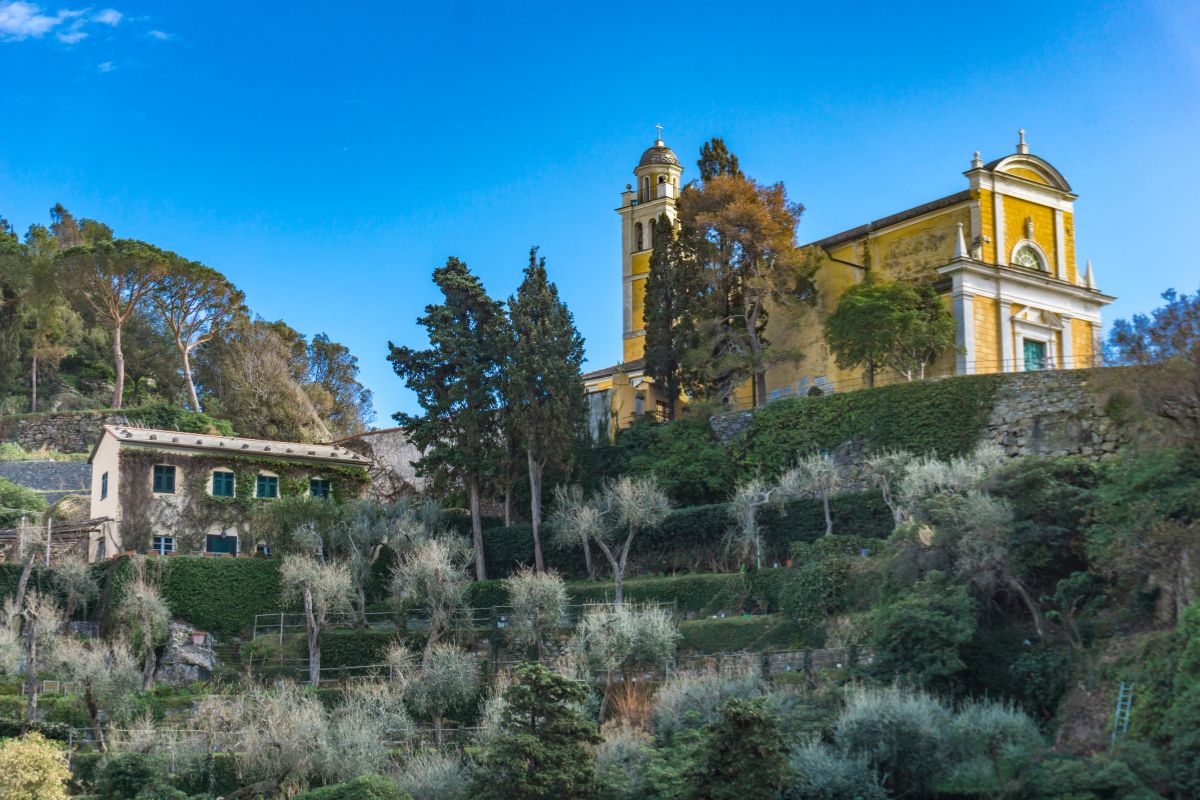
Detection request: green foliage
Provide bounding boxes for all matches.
[783,744,888,800]
[834,687,950,800]
[676,615,804,653]
[102,556,281,637]
[320,629,404,669]
[823,278,956,384]
[687,697,789,800]
[733,374,1002,477]
[867,571,977,688]
[297,775,412,800]
[0,475,48,526]
[626,417,737,506]
[94,752,158,800]
[782,536,880,633]
[122,402,235,436]
[473,662,601,800]
[1025,752,1166,799]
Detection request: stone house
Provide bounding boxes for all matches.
[87,425,371,561]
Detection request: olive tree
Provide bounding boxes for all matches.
[55,637,140,751]
[794,452,844,536]
[323,681,413,783]
[12,591,64,719]
[117,567,171,690]
[504,568,568,660]
[235,682,330,798]
[552,477,670,606]
[548,484,597,580]
[570,604,678,722]
[50,554,98,634]
[727,466,805,570]
[280,554,355,685]
[864,450,915,528]
[390,537,471,666]
[387,641,477,745]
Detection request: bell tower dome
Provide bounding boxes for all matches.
[617,131,684,363]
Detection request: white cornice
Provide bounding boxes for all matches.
[938,258,1114,305]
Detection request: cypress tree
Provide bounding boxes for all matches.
[388,257,506,580]
[506,247,586,572]
[642,213,702,420]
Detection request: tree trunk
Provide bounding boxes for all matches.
[594,540,622,606]
[822,493,833,536]
[10,555,34,634]
[142,635,157,690]
[582,536,594,580]
[527,452,546,573]
[503,481,512,528]
[304,588,321,685]
[433,715,444,746]
[356,584,367,628]
[23,617,38,721]
[469,480,487,580]
[30,352,37,413]
[1007,577,1044,638]
[85,686,106,751]
[598,669,614,723]
[181,343,201,412]
[111,321,125,409]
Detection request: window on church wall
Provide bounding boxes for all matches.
[1012,245,1045,271]
[648,218,656,245]
[641,176,650,202]
[635,222,644,252]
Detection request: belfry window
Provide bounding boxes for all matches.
[1012,245,1045,271]
[635,222,644,252]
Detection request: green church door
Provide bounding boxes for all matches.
[1023,339,1046,371]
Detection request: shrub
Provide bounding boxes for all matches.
[626,416,737,506]
[320,629,402,669]
[0,476,47,526]
[834,686,951,800]
[867,571,977,689]
[0,733,71,800]
[94,752,158,800]
[677,615,804,653]
[784,743,888,800]
[394,751,472,800]
[652,669,766,744]
[298,774,412,800]
[687,697,789,800]
[122,402,235,436]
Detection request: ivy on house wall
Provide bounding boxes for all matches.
[116,447,369,554]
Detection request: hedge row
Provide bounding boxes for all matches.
[733,374,1003,476]
[103,556,282,637]
[676,614,807,653]
[476,490,892,579]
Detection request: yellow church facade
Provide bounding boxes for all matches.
[583,132,1115,434]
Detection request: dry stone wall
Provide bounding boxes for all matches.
[0,410,121,454]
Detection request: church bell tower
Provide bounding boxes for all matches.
[617,131,684,363]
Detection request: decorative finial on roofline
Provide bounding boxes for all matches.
[1017,129,1029,155]
[954,223,969,259]
[971,151,983,169]
[655,123,664,145]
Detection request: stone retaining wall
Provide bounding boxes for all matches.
[0,461,92,504]
[0,410,121,454]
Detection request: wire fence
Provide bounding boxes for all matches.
[251,601,677,642]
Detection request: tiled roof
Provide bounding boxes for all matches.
[582,358,646,382]
[96,425,370,466]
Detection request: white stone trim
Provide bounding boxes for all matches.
[953,289,976,375]
[1053,209,1067,280]
[993,191,1006,265]
[1061,314,1074,366]
[1013,320,1057,372]
[999,301,1014,373]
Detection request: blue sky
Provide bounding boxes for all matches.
[2,1,1197,422]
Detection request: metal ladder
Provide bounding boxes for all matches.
[1110,681,1135,751]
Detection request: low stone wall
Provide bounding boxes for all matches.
[0,410,120,454]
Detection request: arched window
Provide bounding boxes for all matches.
[635,222,644,252]
[1012,245,1045,271]
[641,176,650,202]
[648,217,657,245]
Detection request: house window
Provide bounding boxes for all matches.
[212,471,236,498]
[152,536,176,555]
[206,533,237,555]
[152,465,176,494]
[255,475,279,499]
[309,478,332,499]
[100,472,108,500]
[256,544,272,558]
